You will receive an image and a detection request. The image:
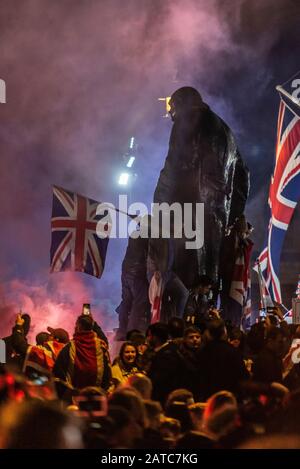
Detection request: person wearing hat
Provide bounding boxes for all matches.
[2,312,31,372]
[47,327,70,345]
[11,315,69,378]
[35,332,51,346]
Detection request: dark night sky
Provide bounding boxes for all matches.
[0,0,299,338]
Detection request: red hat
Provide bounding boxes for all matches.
[47,327,69,344]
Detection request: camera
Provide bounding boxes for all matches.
[73,395,107,417]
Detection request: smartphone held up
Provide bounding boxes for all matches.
[82,303,91,316]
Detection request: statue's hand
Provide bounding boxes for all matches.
[154,271,161,282]
[225,226,233,237]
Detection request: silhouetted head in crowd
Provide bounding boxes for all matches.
[47,327,69,344]
[207,319,227,341]
[143,400,162,431]
[165,389,194,409]
[71,386,106,416]
[183,326,201,350]
[204,404,239,440]
[228,327,244,350]
[265,326,285,358]
[109,388,146,432]
[165,401,193,433]
[188,403,207,431]
[75,315,94,333]
[36,332,51,346]
[106,405,141,448]
[21,314,31,337]
[146,322,169,349]
[160,417,181,441]
[0,400,83,449]
[238,380,281,430]
[83,415,114,449]
[126,331,147,355]
[268,314,279,327]
[247,322,265,354]
[234,214,253,239]
[202,393,239,441]
[203,391,237,422]
[193,275,213,296]
[168,317,184,339]
[126,329,141,341]
[77,386,106,397]
[123,373,152,399]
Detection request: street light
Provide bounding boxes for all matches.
[126,156,135,168]
[118,172,129,186]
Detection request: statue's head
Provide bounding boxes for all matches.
[169,86,203,121]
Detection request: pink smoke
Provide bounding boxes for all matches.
[0,0,298,336]
[0,272,116,343]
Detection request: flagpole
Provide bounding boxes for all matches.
[101,203,138,221]
[114,207,138,220]
[256,260,267,311]
[255,260,289,317]
[276,85,300,109]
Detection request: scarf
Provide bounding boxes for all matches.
[67,331,104,389]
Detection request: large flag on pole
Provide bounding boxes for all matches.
[50,186,110,278]
[257,75,300,302]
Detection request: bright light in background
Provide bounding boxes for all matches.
[126,156,135,168]
[165,96,171,112]
[118,172,129,186]
[129,137,135,149]
[158,96,171,117]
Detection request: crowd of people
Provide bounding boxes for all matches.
[1,301,300,450]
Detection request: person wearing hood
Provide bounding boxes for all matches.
[53,315,111,400]
[2,312,31,372]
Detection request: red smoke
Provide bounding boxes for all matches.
[0,272,115,343]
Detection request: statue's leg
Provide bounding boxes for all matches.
[115,272,133,336]
[165,273,189,318]
[128,276,150,332]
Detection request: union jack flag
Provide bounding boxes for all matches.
[257,96,300,302]
[253,259,274,309]
[50,186,110,278]
[229,238,253,326]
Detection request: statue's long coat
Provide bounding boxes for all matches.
[153,105,250,289]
